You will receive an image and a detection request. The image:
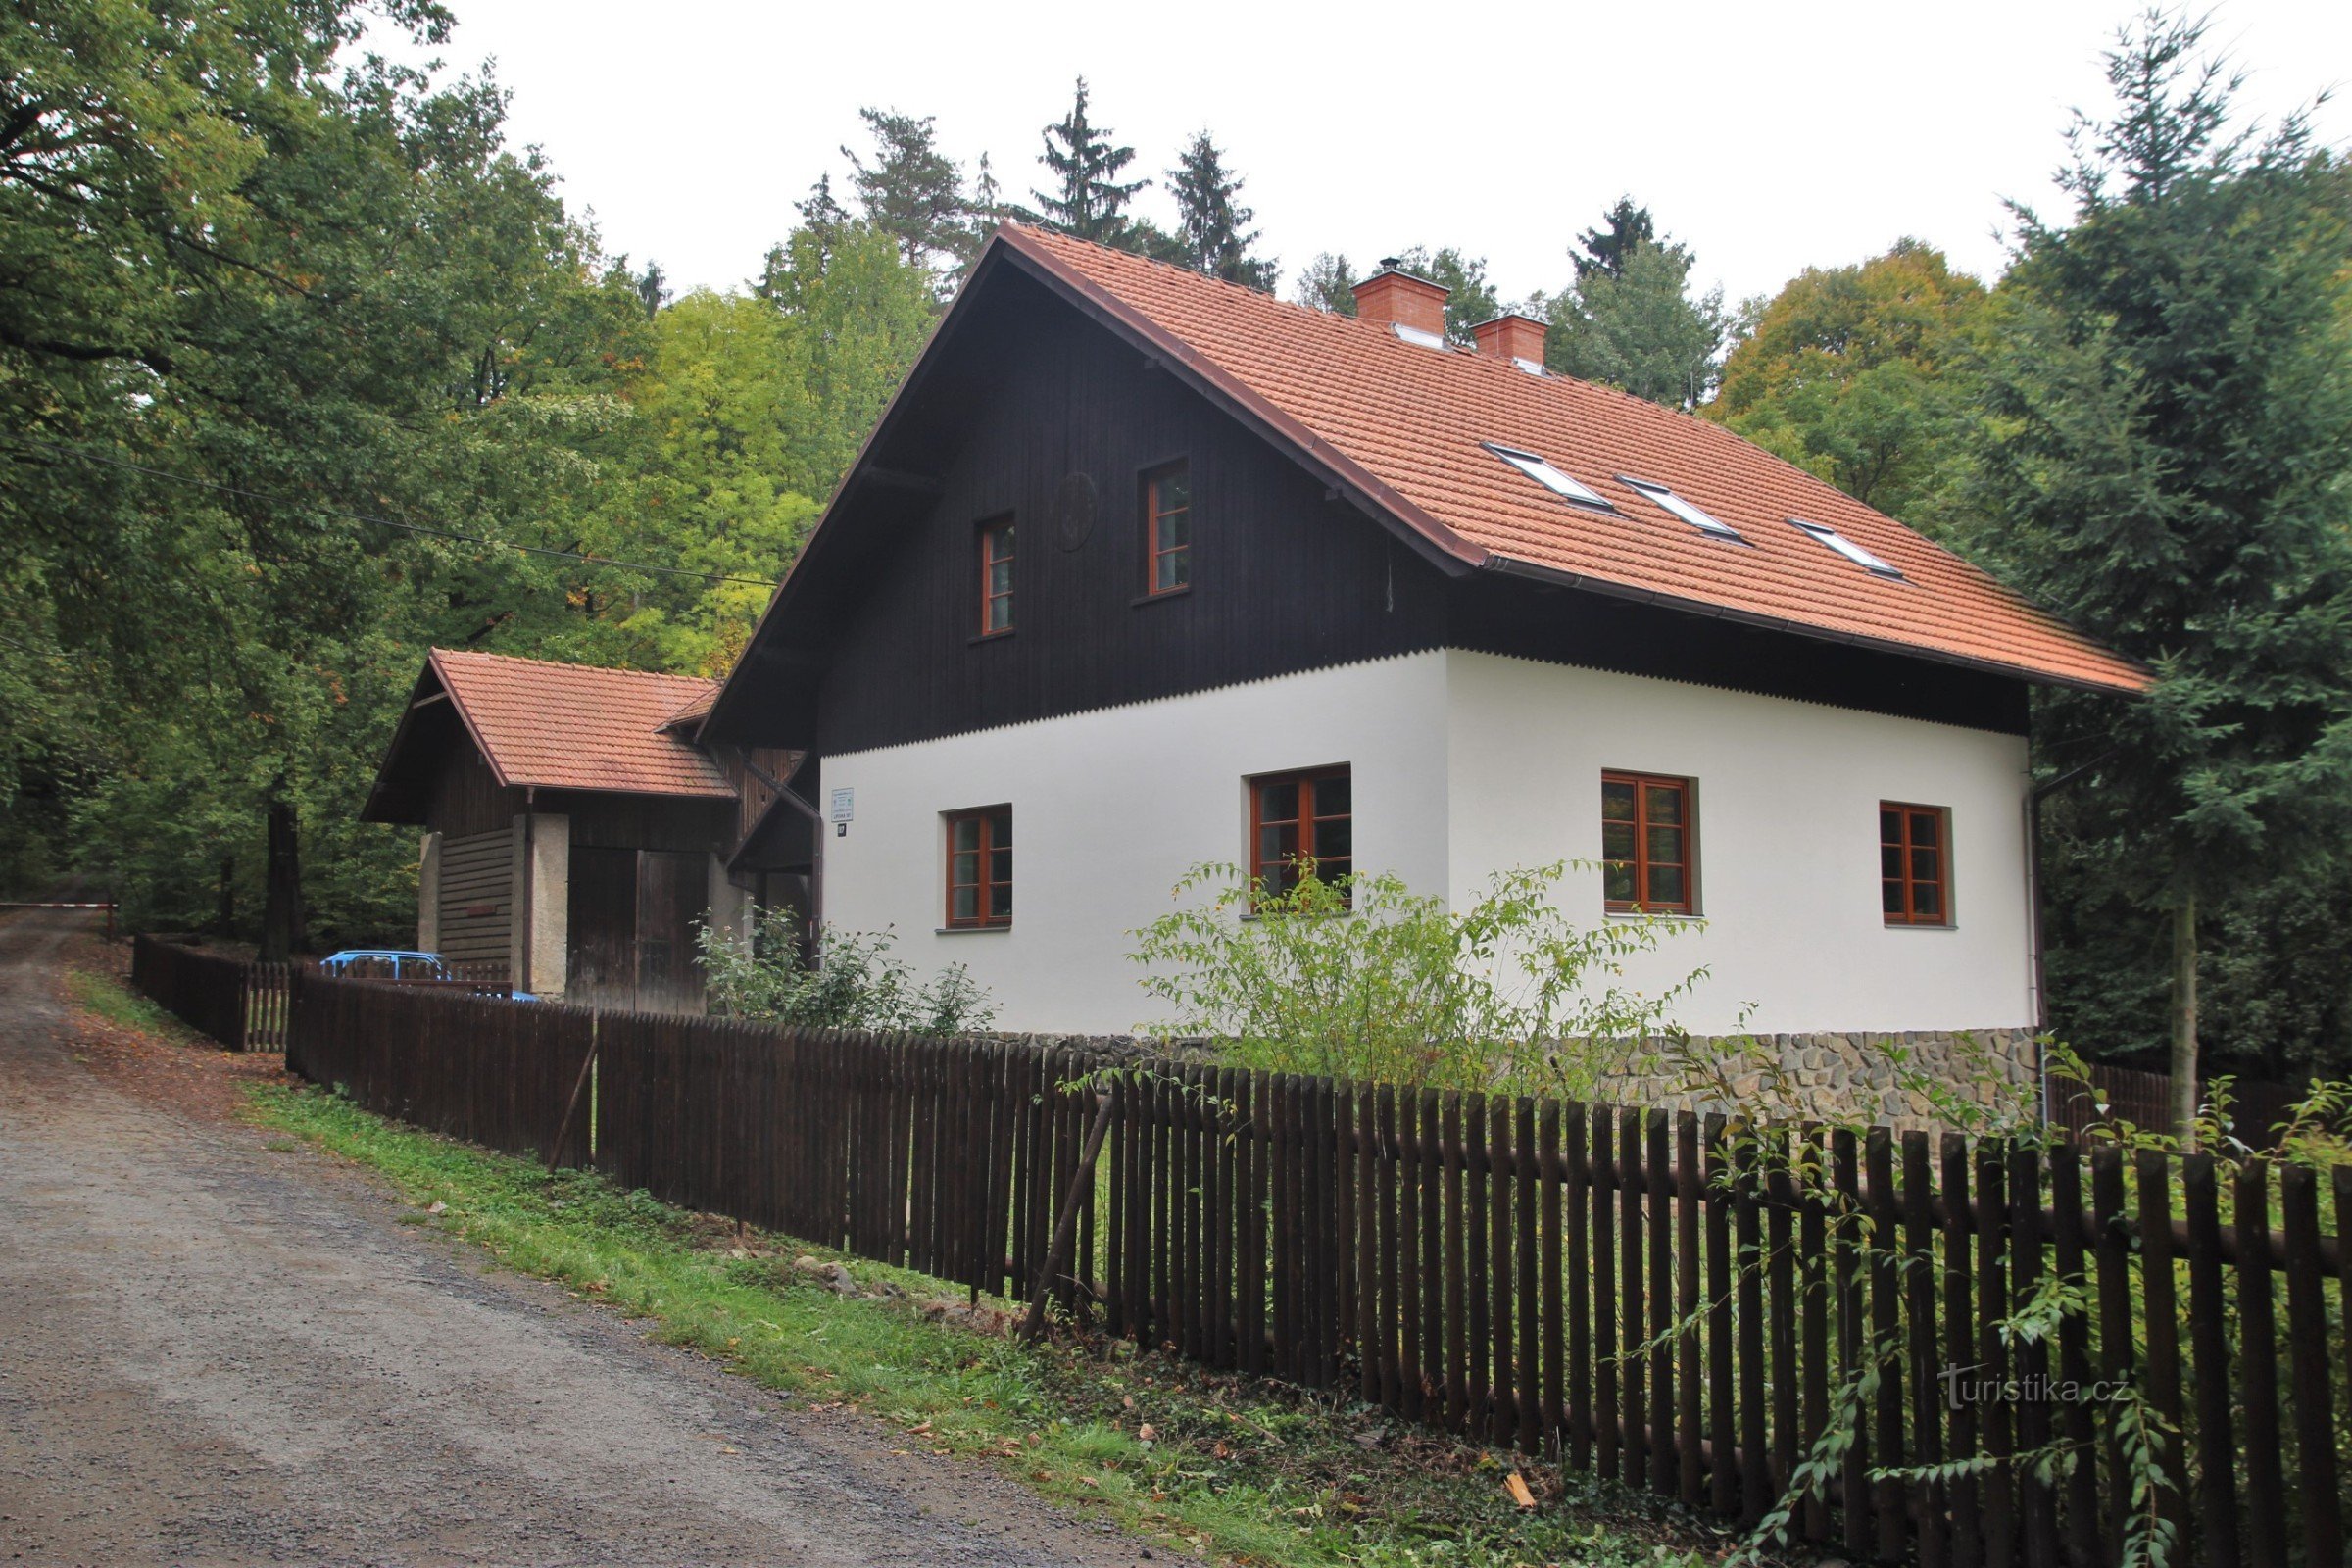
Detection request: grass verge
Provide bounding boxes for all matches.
[67,968,203,1039]
[247,1078,1724,1567]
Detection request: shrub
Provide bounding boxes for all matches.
[1127,859,1704,1096]
[698,910,996,1034]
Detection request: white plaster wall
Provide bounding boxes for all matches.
[1443,651,2034,1035]
[817,650,2034,1037]
[819,653,1453,1033]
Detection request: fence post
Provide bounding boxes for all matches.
[1019,1091,1115,1343]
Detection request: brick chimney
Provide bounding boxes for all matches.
[1471,312,1547,367]
[1351,258,1448,339]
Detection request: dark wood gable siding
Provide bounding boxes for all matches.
[809,292,1449,759]
[728,265,2031,754]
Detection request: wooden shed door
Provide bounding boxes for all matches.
[635,850,709,1012]
[566,846,637,1006]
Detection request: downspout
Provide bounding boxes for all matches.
[2025,751,2112,1125]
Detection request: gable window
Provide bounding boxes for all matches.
[1881,803,1950,925]
[1601,771,1695,913]
[1250,766,1351,903]
[945,806,1012,928]
[978,517,1015,635]
[1145,462,1191,595]
[1482,442,1616,512]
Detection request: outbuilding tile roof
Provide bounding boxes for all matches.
[1003,225,2149,694]
[429,648,733,798]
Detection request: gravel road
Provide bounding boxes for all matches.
[0,909,1147,1567]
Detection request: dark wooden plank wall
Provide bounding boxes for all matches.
[285,974,2350,1568]
[424,740,524,839]
[714,267,2034,760]
[809,286,1450,759]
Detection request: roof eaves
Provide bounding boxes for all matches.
[994,225,1490,577]
[1479,555,2152,697]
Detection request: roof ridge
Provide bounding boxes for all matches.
[1017,223,1759,444]
[431,646,720,688]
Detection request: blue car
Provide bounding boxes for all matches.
[318,949,537,1002]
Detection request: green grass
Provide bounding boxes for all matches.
[68,969,207,1040]
[248,1079,1725,1567]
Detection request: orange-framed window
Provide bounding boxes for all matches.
[978,517,1015,635]
[1249,766,1351,905]
[1601,771,1695,913]
[1881,803,1950,925]
[945,806,1012,928]
[1144,461,1191,595]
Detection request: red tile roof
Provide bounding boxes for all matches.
[1000,225,2149,694]
[429,649,733,798]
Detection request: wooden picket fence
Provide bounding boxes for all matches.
[281,968,2349,1567]
[129,935,286,1052]
[129,934,502,1053]
[2048,1057,2314,1150]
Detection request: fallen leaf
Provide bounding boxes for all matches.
[1504,1471,1536,1510]
[1137,1422,1157,1444]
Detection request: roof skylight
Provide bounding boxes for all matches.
[1391,321,1448,351]
[1620,476,1743,541]
[1484,443,1614,511]
[1789,517,1904,578]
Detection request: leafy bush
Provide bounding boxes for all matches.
[699,910,996,1034]
[1127,859,1704,1096]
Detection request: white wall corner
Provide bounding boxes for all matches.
[707,853,753,956]
[511,812,569,997]
[416,831,442,952]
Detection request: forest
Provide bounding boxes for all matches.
[3,2,2348,1088]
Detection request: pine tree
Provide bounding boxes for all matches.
[1167,131,1276,290]
[1575,196,1654,282]
[1032,77,1148,245]
[842,107,967,273]
[1967,12,2352,1136]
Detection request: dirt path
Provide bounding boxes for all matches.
[0,910,1147,1567]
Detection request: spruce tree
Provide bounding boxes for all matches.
[842,107,967,273]
[1575,196,1654,282]
[1032,77,1148,245]
[1967,13,2352,1137]
[1167,131,1276,290]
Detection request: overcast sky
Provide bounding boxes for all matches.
[369,0,2349,310]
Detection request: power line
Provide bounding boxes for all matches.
[2,432,785,589]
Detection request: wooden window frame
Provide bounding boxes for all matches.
[943,805,1012,930]
[1247,765,1352,907]
[977,516,1015,637]
[1143,459,1191,598]
[1881,802,1952,927]
[1600,770,1697,915]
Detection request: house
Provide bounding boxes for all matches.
[692,223,2146,1062]
[361,648,811,1011]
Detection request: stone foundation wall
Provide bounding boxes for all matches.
[980,1027,2043,1137]
[1585,1027,2042,1137]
